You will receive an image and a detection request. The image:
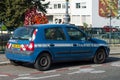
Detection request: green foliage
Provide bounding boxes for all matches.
[1,25,7,31]
[83,22,88,28]
[83,22,88,31]
[0,0,49,29]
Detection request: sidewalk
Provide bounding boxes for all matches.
[110,47,120,55]
[0,47,120,65]
[0,51,10,65]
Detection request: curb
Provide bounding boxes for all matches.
[110,53,120,55]
[0,61,10,66]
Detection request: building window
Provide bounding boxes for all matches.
[76,2,86,9]
[76,3,80,8]
[82,6,86,8]
[54,3,62,9]
[58,4,61,8]
[54,4,57,9]
[48,4,53,9]
[82,15,86,23]
[62,3,66,9]
[119,0,120,5]
[81,2,86,8]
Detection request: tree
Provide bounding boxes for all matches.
[1,25,7,31]
[24,7,48,26]
[0,0,49,29]
[83,22,88,31]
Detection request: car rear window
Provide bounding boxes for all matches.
[12,27,35,40]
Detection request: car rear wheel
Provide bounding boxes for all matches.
[93,49,106,64]
[34,53,52,71]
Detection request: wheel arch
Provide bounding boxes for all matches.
[35,51,53,63]
[95,46,108,57]
[93,46,108,64]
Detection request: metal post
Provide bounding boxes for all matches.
[109,0,112,44]
[109,11,112,44]
[64,0,70,24]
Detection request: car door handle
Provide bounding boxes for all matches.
[73,44,77,46]
[50,44,54,47]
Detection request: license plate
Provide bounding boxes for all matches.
[12,44,21,48]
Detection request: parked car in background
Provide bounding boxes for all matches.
[5,24,110,71]
[103,26,118,32]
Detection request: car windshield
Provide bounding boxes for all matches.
[12,27,34,40]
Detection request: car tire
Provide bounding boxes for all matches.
[93,49,106,64]
[34,53,52,71]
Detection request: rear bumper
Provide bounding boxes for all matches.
[5,51,36,63]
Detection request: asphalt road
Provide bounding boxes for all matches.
[0,55,120,80]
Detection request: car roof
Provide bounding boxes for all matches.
[27,24,75,29]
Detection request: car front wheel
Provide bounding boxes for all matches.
[93,49,106,64]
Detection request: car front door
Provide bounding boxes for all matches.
[66,27,92,59]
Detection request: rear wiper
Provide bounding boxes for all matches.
[12,37,28,40]
[12,36,20,39]
[20,37,29,40]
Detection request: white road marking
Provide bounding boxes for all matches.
[0,75,8,77]
[68,67,80,70]
[44,70,56,73]
[111,62,120,67]
[68,68,94,75]
[68,68,105,75]
[18,74,30,77]
[0,61,10,65]
[91,64,102,67]
[90,70,105,74]
[14,74,61,80]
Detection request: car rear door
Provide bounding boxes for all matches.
[44,27,71,61]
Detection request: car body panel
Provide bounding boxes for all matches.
[5,24,110,63]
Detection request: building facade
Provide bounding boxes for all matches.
[45,0,120,28]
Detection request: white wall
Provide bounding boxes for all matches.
[70,0,92,15]
[70,0,92,26]
[46,0,67,14]
[46,0,120,27]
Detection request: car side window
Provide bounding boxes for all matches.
[45,27,66,40]
[67,27,85,40]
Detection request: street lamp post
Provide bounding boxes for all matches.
[109,0,112,44]
[64,0,70,24]
[108,9,112,44]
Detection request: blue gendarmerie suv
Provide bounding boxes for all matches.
[5,24,110,71]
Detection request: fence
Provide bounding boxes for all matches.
[87,28,120,44]
[0,31,12,52]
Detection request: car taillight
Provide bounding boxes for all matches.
[20,41,34,51]
[6,43,11,49]
[27,41,34,51]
